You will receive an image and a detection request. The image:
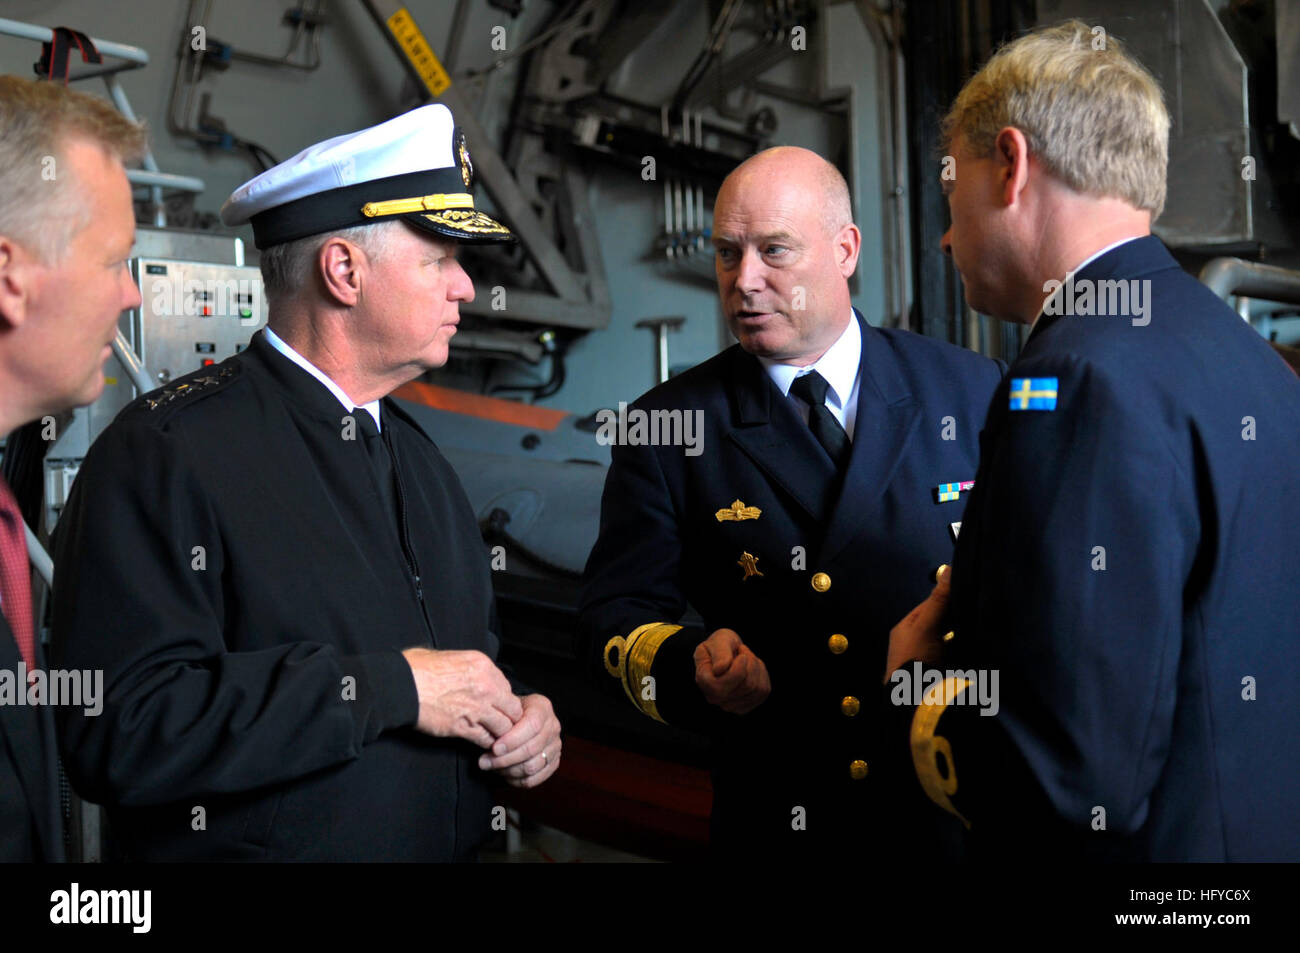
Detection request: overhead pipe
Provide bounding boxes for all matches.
[1199,258,1300,310]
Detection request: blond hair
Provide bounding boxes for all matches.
[0,75,147,263]
[942,20,1169,218]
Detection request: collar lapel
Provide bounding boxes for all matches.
[820,312,921,562]
[725,347,838,523]
[0,627,61,860]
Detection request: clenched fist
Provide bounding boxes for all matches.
[694,628,771,714]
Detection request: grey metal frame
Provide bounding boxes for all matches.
[360,0,611,331]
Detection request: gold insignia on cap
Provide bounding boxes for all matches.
[737,551,763,580]
[457,131,473,189]
[420,208,512,235]
[716,499,761,522]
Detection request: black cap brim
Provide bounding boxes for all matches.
[404,209,516,245]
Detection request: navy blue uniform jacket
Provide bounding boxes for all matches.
[907,237,1300,861]
[580,310,1004,853]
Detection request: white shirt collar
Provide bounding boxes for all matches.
[1068,235,1141,276]
[262,326,382,431]
[759,309,861,408]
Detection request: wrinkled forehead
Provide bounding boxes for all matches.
[713,174,817,243]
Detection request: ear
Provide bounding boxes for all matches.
[0,236,36,330]
[318,237,364,307]
[833,223,861,278]
[993,127,1032,208]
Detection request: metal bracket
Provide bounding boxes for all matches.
[361,0,610,331]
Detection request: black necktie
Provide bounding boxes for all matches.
[354,407,398,521]
[354,407,424,599]
[789,370,851,469]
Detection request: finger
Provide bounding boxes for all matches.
[900,570,952,635]
[712,631,741,677]
[712,651,751,692]
[486,707,541,759]
[474,703,517,740]
[695,643,734,686]
[494,689,524,723]
[694,644,717,682]
[725,680,768,714]
[457,719,497,750]
[482,721,548,770]
[495,743,551,779]
[504,744,561,788]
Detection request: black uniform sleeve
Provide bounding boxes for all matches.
[50,419,418,808]
[578,427,711,728]
[910,357,1197,840]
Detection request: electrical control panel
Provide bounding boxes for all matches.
[44,230,267,529]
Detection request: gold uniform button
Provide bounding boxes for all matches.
[827,633,848,654]
[840,696,860,717]
[811,572,831,592]
[849,760,869,780]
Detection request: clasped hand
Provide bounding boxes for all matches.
[402,648,561,788]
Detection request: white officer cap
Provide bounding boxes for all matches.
[219,103,514,249]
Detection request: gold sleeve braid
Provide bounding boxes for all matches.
[603,622,682,724]
[910,676,972,829]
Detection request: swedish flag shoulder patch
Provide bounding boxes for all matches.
[1009,377,1058,411]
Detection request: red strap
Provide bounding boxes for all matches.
[35,27,102,86]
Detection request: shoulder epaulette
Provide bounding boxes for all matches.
[138,363,241,416]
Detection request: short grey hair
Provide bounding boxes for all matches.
[258,220,403,304]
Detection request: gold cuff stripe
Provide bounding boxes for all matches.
[603,622,682,724]
[361,192,475,217]
[910,676,972,829]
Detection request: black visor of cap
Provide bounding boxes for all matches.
[248,167,515,248]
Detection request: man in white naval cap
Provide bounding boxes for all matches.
[51,104,562,861]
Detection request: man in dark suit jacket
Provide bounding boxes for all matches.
[580,147,1004,856]
[887,21,1300,861]
[0,76,148,862]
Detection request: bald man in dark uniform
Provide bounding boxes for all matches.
[581,147,1004,857]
